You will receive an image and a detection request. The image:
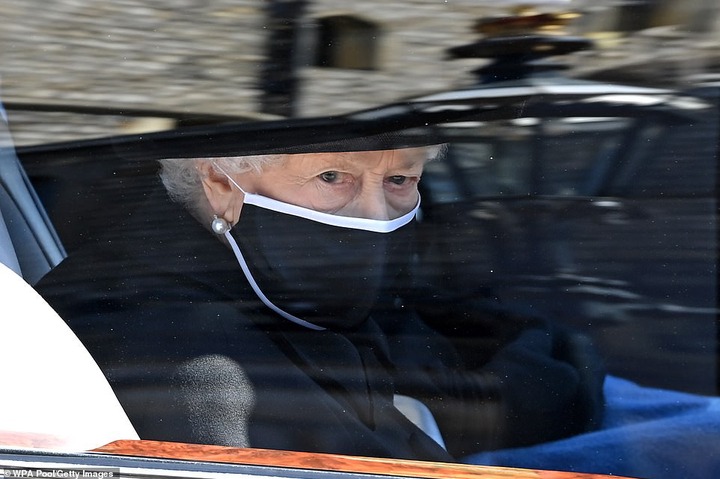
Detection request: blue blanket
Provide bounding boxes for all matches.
[465,375,720,479]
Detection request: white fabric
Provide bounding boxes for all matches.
[0,263,138,451]
[242,190,420,232]
[394,394,447,450]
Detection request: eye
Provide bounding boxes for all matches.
[387,175,408,185]
[319,171,339,183]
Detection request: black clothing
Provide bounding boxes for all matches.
[36,182,605,461]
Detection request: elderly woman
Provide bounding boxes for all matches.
[36,144,604,461]
[164,147,432,331]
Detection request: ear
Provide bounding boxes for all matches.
[197,161,244,225]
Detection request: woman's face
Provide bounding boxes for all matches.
[233,148,428,221]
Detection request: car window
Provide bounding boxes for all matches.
[421,117,638,200]
[2,3,720,479]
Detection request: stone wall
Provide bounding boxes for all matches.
[297,0,490,116]
[2,0,269,145]
[2,0,719,146]
[2,1,266,113]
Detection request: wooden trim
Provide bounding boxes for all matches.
[94,440,633,479]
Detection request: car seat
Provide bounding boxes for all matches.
[0,103,65,284]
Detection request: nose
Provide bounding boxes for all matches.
[350,183,391,220]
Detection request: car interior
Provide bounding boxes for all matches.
[1,102,453,454]
[0,108,64,284]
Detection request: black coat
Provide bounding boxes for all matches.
[36,182,605,461]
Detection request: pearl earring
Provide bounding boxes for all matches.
[211,215,231,235]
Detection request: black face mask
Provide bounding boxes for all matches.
[222,189,420,331]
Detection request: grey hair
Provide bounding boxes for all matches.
[430,143,448,162]
[159,155,283,210]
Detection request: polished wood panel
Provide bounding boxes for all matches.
[95,440,634,479]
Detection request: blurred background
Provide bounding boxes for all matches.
[2,0,719,144]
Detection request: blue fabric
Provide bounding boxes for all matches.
[465,375,720,479]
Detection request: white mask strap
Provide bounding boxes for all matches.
[224,230,326,331]
[213,162,250,195]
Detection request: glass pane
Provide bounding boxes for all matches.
[2,3,720,479]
